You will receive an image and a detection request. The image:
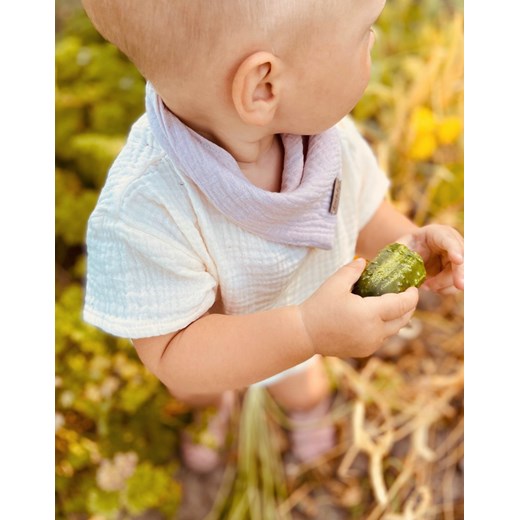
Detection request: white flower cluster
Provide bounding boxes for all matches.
[95,451,138,492]
[55,413,65,432]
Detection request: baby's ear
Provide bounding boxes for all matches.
[231,51,283,126]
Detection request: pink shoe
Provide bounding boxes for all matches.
[180,391,235,474]
[288,395,336,463]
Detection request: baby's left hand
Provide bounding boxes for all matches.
[397,224,464,295]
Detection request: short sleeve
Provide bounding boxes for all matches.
[337,117,391,231]
[83,211,217,339]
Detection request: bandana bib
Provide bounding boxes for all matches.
[145,82,342,249]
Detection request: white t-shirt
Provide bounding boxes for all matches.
[83,114,389,381]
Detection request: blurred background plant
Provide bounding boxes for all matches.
[56,0,463,518]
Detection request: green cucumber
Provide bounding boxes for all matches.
[352,243,426,297]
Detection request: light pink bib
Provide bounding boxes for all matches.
[145,82,342,249]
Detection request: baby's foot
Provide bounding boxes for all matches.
[288,395,335,463]
[180,390,235,473]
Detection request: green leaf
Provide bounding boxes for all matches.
[87,487,120,516]
[123,462,179,515]
[69,133,126,189]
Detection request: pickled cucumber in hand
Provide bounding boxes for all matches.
[352,243,426,297]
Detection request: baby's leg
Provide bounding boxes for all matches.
[167,389,235,473]
[266,355,332,412]
[267,356,336,462]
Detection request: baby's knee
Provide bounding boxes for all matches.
[267,356,332,412]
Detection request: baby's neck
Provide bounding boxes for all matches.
[185,117,284,193]
[167,96,284,192]
[235,134,284,192]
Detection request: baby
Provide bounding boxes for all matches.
[81,0,464,472]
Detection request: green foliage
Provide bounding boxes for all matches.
[55,281,184,517]
[56,168,98,246]
[69,133,127,189]
[124,463,182,516]
[86,487,120,517]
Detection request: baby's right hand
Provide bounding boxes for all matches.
[298,258,419,358]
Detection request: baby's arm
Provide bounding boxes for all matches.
[134,306,313,400]
[133,258,418,400]
[355,200,419,259]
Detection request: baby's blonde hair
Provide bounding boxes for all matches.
[81,0,341,86]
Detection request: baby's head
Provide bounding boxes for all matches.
[82,0,385,136]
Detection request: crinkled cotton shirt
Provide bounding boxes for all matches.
[83,115,390,342]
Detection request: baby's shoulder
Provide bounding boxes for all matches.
[109,113,172,193]
[334,115,378,168]
[335,115,366,148]
[92,114,190,221]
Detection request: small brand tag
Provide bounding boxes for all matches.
[329,178,342,215]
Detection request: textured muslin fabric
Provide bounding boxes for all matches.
[145,82,341,250]
[83,113,390,384]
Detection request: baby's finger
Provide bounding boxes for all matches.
[433,231,464,265]
[437,286,460,296]
[451,260,464,290]
[423,265,458,293]
[446,229,464,263]
[366,287,419,322]
[383,308,415,338]
[423,271,449,291]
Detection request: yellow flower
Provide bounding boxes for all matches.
[408,133,437,161]
[410,106,437,135]
[407,106,438,160]
[437,116,463,144]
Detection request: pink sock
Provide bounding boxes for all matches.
[288,395,335,462]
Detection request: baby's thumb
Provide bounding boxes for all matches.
[335,258,366,291]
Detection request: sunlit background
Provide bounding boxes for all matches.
[56,1,463,518]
